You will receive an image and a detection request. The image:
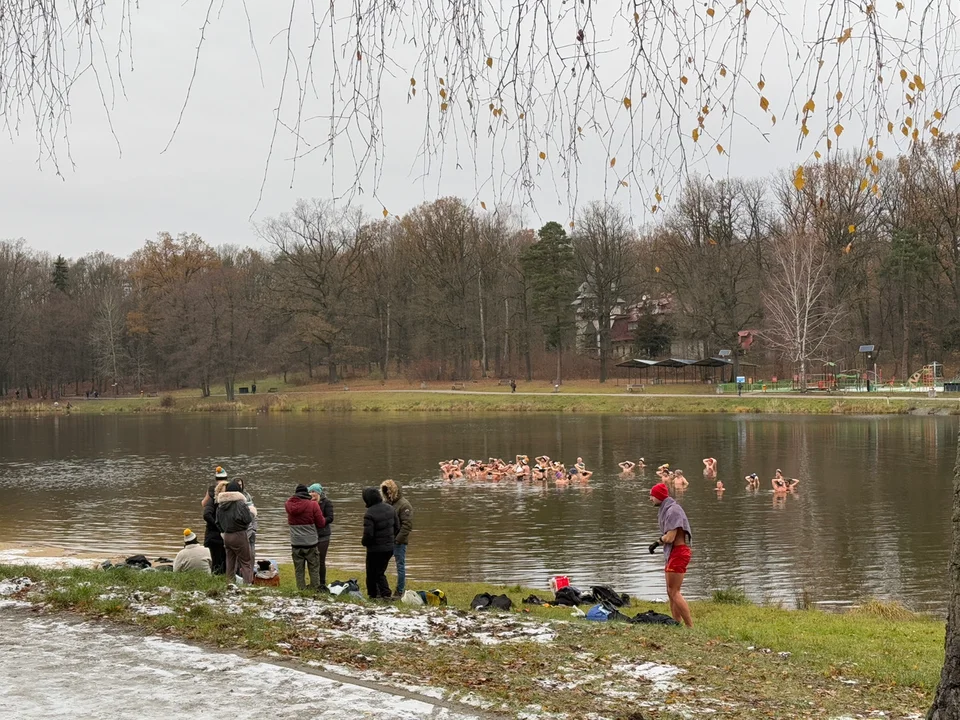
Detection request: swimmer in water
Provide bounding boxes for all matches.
[715,479,725,493]
[745,472,760,489]
[619,460,636,474]
[772,469,800,493]
[702,458,717,477]
[637,457,647,469]
[574,457,593,481]
[672,470,689,488]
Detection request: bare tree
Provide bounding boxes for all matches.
[761,233,845,390]
[91,287,127,391]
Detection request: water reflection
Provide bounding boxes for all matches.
[0,413,953,610]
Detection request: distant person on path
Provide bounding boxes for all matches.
[308,483,334,591]
[380,479,413,598]
[173,529,212,574]
[201,484,226,574]
[285,484,327,593]
[648,482,694,627]
[510,379,517,393]
[216,481,255,584]
[362,487,400,599]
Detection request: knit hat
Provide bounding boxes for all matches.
[295,484,309,494]
[215,466,228,479]
[650,483,670,502]
[307,483,323,495]
[183,528,197,544]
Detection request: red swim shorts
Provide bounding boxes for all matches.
[665,545,692,574]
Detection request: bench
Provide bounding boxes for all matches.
[626,384,645,393]
[451,382,465,390]
[267,387,278,393]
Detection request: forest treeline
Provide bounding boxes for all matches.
[3,137,960,399]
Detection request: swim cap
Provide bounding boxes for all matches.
[650,483,670,501]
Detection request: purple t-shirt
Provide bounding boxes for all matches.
[658,497,692,564]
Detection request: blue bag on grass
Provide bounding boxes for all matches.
[585,604,612,621]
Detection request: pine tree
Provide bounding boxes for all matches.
[52,255,69,292]
[521,222,576,383]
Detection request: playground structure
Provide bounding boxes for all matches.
[907,364,944,388]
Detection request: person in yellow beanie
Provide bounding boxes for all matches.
[173,528,212,574]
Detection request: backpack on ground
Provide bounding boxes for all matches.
[424,589,447,606]
[553,586,584,606]
[629,609,680,626]
[490,594,513,610]
[471,592,513,611]
[590,585,630,608]
[585,604,613,621]
[471,593,492,610]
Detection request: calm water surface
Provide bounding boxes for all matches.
[0,413,953,609]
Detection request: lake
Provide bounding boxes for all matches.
[0,412,954,610]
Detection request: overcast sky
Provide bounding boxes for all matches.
[0,1,941,258]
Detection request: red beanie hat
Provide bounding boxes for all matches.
[650,483,670,501]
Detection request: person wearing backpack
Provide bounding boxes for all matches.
[380,479,413,598]
[362,487,400,599]
[648,482,693,627]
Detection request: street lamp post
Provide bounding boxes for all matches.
[859,345,875,393]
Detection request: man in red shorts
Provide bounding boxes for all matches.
[648,482,693,627]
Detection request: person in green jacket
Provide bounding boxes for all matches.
[380,479,413,598]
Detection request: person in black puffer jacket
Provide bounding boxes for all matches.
[201,484,226,575]
[361,487,399,599]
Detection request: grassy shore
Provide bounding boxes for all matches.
[0,563,941,718]
[4,387,960,416]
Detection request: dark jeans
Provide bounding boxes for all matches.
[316,538,330,587]
[207,543,226,575]
[392,543,407,595]
[365,549,393,598]
[291,545,321,591]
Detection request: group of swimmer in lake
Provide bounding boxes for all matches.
[440,454,800,496]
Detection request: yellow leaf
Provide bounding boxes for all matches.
[934,110,943,120]
[680,75,688,85]
[654,266,661,272]
[623,97,632,109]
[539,151,546,160]
[486,57,493,68]
[488,103,494,111]
[905,116,913,127]
[519,112,525,120]
[440,102,448,111]
[772,114,777,125]
[872,184,880,195]
[902,126,909,136]
[411,88,416,97]
[844,242,853,254]
[848,225,856,234]
[793,167,806,191]
[868,137,874,148]
[716,144,725,154]
[757,80,765,91]
[801,124,810,136]
[896,1,904,9]
[439,88,447,99]
[655,191,663,202]
[439,77,445,86]
[888,121,894,133]
[745,8,751,17]
[803,98,816,113]
[702,105,710,114]
[834,124,844,137]
[692,128,700,142]
[871,162,879,175]
[720,67,727,77]
[634,11,639,22]
[577,126,583,133]
[913,128,920,141]
[932,127,941,137]
[652,206,659,214]
[900,69,908,82]
[914,74,925,91]
[876,151,884,160]
[866,3,874,13]
[708,238,718,245]
[859,178,869,191]
[836,91,843,102]
[952,161,960,173]
[760,96,769,111]
[707,7,715,17]
[909,81,916,91]
[480,201,487,210]
[827,139,833,149]
[814,151,822,159]
[838,27,852,44]
[621,180,629,187]
[382,208,389,217]
[610,157,617,167]
[410,78,416,86]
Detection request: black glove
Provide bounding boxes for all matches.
[648,540,661,555]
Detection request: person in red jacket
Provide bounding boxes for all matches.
[285,484,327,592]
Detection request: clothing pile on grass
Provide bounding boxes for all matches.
[522,582,679,626]
[101,555,176,572]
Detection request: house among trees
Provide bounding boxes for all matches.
[573,283,702,361]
